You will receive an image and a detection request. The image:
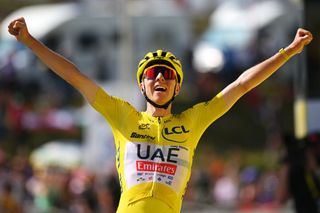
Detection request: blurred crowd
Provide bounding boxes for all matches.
[0,144,298,213]
[0,44,82,151]
[0,147,121,213]
[185,155,288,212]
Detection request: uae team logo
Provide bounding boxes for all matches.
[124,142,190,191]
[134,144,179,186]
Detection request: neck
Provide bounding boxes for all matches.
[146,102,172,117]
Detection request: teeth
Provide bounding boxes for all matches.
[155,86,166,91]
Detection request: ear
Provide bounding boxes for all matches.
[140,82,145,93]
[175,84,181,96]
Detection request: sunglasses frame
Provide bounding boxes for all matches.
[143,65,177,81]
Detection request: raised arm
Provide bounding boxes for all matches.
[221,28,313,109]
[7,17,99,104]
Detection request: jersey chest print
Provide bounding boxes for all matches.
[124,142,190,193]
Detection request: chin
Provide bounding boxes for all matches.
[153,97,170,105]
[151,92,172,104]
[154,100,169,105]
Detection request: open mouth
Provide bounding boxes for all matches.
[154,86,167,92]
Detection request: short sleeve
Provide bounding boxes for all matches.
[182,92,228,134]
[91,87,138,128]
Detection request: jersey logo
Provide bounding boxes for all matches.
[136,144,179,175]
[131,132,155,140]
[162,125,189,143]
[139,123,151,129]
[137,144,179,163]
[124,142,190,192]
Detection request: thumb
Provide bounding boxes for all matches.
[13,21,26,31]
[298,28,313,45]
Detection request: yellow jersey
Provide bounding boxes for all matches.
[91,87,228,213]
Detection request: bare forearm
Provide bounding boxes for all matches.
[221,28,312,107]
[24,35,98,103]
[238,47,291,93]
[8,17,99,103]
[238,28,312,93]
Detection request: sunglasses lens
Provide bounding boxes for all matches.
[145,68,156,79]
[144,66,176,80]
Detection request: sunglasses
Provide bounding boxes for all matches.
[143,66,176,80]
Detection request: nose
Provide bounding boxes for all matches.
[155,72,165,82]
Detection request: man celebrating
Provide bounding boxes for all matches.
[8,17,312,213]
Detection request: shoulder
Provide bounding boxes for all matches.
[183,92,226,113]
[92,87,139,114]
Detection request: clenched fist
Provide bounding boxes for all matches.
[8,17,31,44]
[288,28,313,56]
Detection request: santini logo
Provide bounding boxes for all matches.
[131,132,155,140]
[162,125,189,143]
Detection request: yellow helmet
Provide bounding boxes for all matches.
[137,50,183,86]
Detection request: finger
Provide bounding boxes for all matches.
[298,28,310,33]
[8,28,19,36]
[301,37,312,46]
[296,30,313,45]
[298,36,311,46]
[302,31,313,40]
[299,29,312,39]
[8,17,26,29]
[11,17,25,25]
[300,34,312,40]
[16,17,25,23]
[13,21,25,29]
[8,21,15,29]
[305,36,313,45]
[302,31,313,42]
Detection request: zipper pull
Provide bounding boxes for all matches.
[158,117,161,124]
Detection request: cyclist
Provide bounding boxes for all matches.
[8,17,312,213]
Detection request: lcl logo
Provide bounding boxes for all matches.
[162,125,189,143]
[164,126,189,135]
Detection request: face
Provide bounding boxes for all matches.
[140,69,180,105]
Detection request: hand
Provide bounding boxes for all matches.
[288,28,313,56]
[8,17,31,43]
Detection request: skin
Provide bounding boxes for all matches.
[140,73,180,117]
[8,17,313,118]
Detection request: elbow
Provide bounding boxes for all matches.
[66,62,79,72]
[237,78,252,95]
[240,82,252,94]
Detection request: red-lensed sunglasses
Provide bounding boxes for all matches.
[143,66,176,80]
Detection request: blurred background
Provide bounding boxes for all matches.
[0,0,320,212]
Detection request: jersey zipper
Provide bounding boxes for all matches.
[151,116,162,196]
[157,117,161,142]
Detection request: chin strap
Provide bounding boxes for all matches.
[143,92,175,109]
[142,84,177,109]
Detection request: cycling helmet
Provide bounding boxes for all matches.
[137,50,183,86]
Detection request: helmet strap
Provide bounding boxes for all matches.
[143,84,176,109]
